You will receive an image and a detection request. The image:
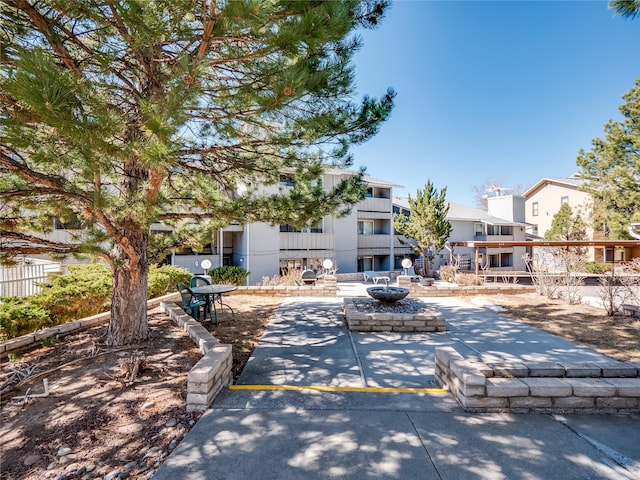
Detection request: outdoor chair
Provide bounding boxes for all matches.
[177,282,207,320]
[363,270,390,284]
[190,276,218,316]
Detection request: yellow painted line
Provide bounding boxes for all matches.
[229,385,448,394]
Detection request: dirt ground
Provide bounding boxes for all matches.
[0,295,281,480]
[1,292,639,480]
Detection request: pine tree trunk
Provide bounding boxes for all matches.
[106,233,149,346]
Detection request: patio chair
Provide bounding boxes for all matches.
[190,276,217,316]
[363,270,390,284]
[177,283,207,320]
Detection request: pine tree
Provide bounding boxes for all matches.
[576,78,640,239]
[0,0,395,345]
[393,180,452,277]
[544,204,587,242]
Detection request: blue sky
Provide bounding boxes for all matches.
[351,0,640,206]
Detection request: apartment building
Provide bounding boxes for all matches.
[393,196,528,272]
[523,175,603,261]
[172,170,402,284]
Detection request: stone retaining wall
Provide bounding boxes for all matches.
[233,275,337,297]
[343,298,446,332]
[397,276,535,297]
[435,346,640,413]
[163,301,233,412]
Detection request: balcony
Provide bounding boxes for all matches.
[280,232,334,252]
[359,197,392,215]
[358,234,392,249]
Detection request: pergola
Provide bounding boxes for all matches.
[449,240,640,275]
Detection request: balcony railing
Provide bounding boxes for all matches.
[358,234,392,249]
[280,232,334,251]
[359,197,392,214]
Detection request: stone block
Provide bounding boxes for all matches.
[3,335,35,351]
[186,391,214,405]
[526,362,565,377]
[468,362,494,377]
[186,404,207,413]
[188,378,214,394]
[563,362,602,378]
[458,393,508,409]
[552,396,595,409]
[522,378,572,397]
[610,378,640,397]
[491,362,528,377]
[594,362,638,378]
[565,378,616,397]
[596,396,640,409]
[508,396,553,409]
[486,377,529,397]
[435,347,464,368]
[188,346,232,383]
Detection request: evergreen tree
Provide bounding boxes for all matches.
[576,79,640,239]
[610,0,640,18]
[0,0,395,345]
[393,180,452,277]
[544,204,587,241]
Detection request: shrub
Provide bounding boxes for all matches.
[148,265,192,298]
[0,263,192,340]
[584,261,611,274]
[0,297,52,340]
[438,265,457,283]
[37,265,112,323]
[208,266,250,285]
[455,273,483,286]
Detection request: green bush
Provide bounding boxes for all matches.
[584,262,611,274]
[208,266,250,285]
[0,297,51,341]
[37,265,112,323]
[0,263,192,340]
[148,264,192,298]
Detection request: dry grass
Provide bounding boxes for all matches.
[480,293,640,362]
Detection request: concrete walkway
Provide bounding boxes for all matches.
[153,295,640,480]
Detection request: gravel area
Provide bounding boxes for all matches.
[352,298,429,313]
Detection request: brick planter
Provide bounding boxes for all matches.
[343,298,446,332]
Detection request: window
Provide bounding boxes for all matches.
[357,220,374,235]
[532,202,539,216]
[357,256,374,272]
[280,221,323,233]
[501,225,513,236]
[561,196,569,206]
[487,224,499,236]
[474,223,484,236]
[365,187,373,198]
[279,174,295,187]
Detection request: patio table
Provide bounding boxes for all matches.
[190,284,237,323]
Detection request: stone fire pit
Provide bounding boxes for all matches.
[366,286,410,303]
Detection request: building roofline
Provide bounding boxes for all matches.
[523,177,584,198]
